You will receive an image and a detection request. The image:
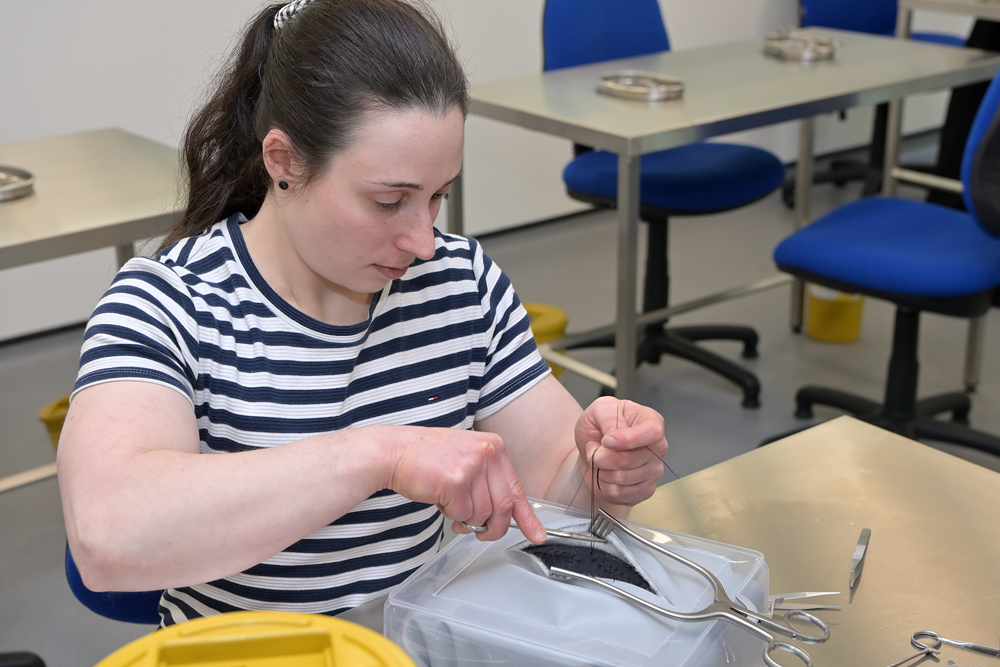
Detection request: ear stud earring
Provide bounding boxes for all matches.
[278,181,289,190]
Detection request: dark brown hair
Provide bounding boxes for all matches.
[161,0,468,250]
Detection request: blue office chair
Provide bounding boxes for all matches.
[781,0,967,205]
[66,545,163,625]
[801,0,965,45]
[544,0,786,408]
[770,72,1000,454]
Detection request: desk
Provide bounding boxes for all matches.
[0,128,180,495]
[631,416,1000,665]
[453,30,1000,398]
[0,128,181,271]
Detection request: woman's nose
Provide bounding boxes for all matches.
[398,211,437,260]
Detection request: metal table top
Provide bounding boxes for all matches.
[470,28,1000,156]
[0,128,181,271]
[901,0,1000,22]
[631,416,1000,666]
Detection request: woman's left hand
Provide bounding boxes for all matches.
[575,397,667,507]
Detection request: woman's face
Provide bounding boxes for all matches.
[282,106,465,301]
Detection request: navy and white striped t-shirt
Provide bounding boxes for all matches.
[72,213,550,626]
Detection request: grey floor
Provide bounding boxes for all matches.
[3,138,1000,665]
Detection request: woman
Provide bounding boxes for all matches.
[57,0,668,626]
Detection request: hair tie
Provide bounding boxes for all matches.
[274,0,317,31]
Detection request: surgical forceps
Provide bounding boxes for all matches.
[514,509,830,667]
[911,631,1000,659]
[458,520,606,543]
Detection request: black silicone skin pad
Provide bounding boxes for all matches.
[522,543,654,593]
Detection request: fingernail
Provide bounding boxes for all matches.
[602,436,618,449]
[535,528,547,542]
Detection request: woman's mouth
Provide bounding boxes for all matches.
[375,264,408,280]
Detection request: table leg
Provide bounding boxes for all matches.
[615,153,640,398]
[964,315,987,392]
[886,2,911,199]
[115,243,135,269]
[895,4,913,40]
[447,170,464,237]
[882,99,904,197]
[790,117,814,332]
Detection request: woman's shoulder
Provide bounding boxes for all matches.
[110,217,250,310]
[155,218,238,271]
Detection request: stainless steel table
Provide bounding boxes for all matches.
[0,128,181,271]
[453,30,1000,398]
[631,416,1000,666]
[0,128,180,495]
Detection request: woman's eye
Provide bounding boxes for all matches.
[431,192,450,202]
[376,200,403,211]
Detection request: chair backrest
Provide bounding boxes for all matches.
[542,0,670,71]
[800,0,897,36]
[963,74,1000,236]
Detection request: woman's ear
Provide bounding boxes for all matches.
[261,129,300,187]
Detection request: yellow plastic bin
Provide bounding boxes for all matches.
[37,394,70,451]
[524,303,569,378]
[806,285,864,344]
[95,611,417,667]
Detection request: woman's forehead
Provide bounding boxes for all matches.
[329,107,464,180]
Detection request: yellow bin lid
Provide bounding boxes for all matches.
[94,611,416,667]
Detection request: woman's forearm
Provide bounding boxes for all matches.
[61,427,391,592]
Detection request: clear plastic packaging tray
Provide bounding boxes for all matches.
[385,499,769,667]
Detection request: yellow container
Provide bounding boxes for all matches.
[37,394,71,451]
[806,285,864,343]
[524,303,569,378]
[95,611,417,667]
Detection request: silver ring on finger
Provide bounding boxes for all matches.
[459,521,488,533]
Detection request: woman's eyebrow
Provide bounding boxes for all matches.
[367,179,423,190]
[367,172,462,191]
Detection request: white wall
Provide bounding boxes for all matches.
[0,1,976,340]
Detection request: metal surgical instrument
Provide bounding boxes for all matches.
[885,646,940,667]
[911,631,1000,659]
[530,509,830,667]
[459,520,606,543]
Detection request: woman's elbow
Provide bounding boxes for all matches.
[67,521,133,592]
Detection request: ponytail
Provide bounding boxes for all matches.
[161,5,283,251]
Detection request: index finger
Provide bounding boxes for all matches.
[509,491,545,544]
[489,447,545,544]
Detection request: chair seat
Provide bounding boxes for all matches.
[775,196,1000,298]
[911,31,966,47]
[563,143,786,213]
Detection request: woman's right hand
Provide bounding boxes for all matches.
[380,426,546,544]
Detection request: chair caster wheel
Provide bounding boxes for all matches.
[742,397,761,409]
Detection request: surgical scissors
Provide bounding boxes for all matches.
[570,510,830,667]
[911,631,1000,659]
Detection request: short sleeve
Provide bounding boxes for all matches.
[72,257,201,405]
[469,238,550,419]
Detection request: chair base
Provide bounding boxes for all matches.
[761,385,1000,455]
[568,324,761,408]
